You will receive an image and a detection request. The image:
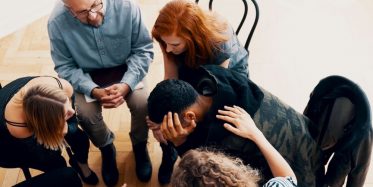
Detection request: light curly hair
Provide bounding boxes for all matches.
[171,148,261,187]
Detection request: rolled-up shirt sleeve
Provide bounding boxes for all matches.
[121,1,153,90]
[48,22,98,96]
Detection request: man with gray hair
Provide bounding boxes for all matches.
[48,0,153,185]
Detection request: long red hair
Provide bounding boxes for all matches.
[152,0,228,68]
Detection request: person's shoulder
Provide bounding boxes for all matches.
[201,64,226,74]
[200,65,225,80]
[215,25,235,56]
[109,0,139,17]
[48,1,68,25]
[6,124,33,139]
[59,78,74,97]
[202,65,246,81]
[112,0,137,9]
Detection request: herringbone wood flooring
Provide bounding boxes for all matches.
[0,14,166,187]
[1,0,373,186]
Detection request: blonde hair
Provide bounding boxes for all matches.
[172,148,261,187]
[23,84,68,150]
[152,0,228,68]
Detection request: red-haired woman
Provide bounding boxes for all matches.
[150,0,249,184]
[152,0,249,79]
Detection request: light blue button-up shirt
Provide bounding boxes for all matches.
[48,0,153,96]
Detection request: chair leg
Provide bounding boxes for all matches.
[21,167,32,180]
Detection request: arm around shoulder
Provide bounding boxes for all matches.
[217,106,297,180]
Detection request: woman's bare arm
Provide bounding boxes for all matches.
[216,105,297,179]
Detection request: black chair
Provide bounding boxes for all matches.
[195,0,259,50]
[0,146,75,181]
[304,75,372,187]
[0,83,32,180]
[0,161,32,180]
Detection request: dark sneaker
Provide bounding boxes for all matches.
[69,158,99,185]
[158,143,178,185]
[133,141,152,182]
[100,143,119,186]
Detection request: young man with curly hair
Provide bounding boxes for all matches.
[147,65,323,186]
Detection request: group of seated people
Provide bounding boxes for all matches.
[1,0,371,187]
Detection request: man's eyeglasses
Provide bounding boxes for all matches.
[67,0,103,19]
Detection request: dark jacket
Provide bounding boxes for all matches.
[176,65,323,187]
[304,75,372,187]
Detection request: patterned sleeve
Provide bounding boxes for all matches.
[263,177,297,187]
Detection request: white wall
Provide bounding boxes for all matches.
[210,0,373,111]
[0,0,57,38]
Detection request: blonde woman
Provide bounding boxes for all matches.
[173,148,261,187]
[0,76,97,185]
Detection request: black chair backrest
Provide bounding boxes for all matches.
[195,0,259,50]
[0,160,32,180]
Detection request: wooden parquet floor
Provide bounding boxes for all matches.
[0,9,166,187]
[1,0,373,186]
